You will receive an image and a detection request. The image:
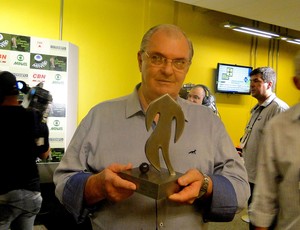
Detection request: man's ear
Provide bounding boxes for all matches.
[267,81,273,90]
[293,76,300,90]
[137,51,143,72]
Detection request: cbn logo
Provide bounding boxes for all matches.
[17,54,24,61]
[53,120,60,126]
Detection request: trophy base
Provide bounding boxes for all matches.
[119,166,182,200]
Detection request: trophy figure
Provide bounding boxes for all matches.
[119,94,185,199]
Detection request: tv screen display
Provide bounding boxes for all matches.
[216,63,252,94]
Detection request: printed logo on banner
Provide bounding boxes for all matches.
[30,53,67,71]
[0,33,30,52]
[30,38,48,53]
[0,50,9,64]
[0,33,9,49]
[51,119,63,131]
[30,37,68,56]
[31,54,47,69]
[12,53,30,67]
[50,44,67,52]
[55,74,62,81]
[48,116,66,149]
[49,102,66,117]
[14,72,29,82]
[31,72,47,83]
[49,40,68,56]
[51,73,64,85]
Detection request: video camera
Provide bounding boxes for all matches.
[17,81,53,122]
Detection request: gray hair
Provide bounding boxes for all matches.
[139,24,194,61]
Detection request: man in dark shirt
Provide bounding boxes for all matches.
[0,71,50,230]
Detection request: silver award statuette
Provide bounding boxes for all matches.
[119,94,185,199]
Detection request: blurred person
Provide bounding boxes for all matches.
[0,71,50,230]
[53,24,250,230]
[239,67,289,229]
[248,73,300,229]
[187,84,208,105]
[187,84,219,115]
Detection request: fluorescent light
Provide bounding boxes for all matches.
[233,28,273,39]
[286,40,300,45]
[239,27,280,37]
[222,21,300,45]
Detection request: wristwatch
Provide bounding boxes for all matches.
[197,172,209,199]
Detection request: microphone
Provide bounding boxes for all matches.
[209,95,218,115]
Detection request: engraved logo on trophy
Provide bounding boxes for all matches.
[119,94,185,199]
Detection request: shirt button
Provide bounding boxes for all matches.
[159,222,164,227]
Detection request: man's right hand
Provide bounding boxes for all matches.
[84,163,136,205]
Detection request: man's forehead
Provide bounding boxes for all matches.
[191,87,205,94]
[250,74,263,79]
[148,31,189,54]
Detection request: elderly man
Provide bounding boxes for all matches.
[54,24,249,230]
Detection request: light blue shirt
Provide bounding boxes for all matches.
[54,84,250,230]
[249,103,300,229]
[241,93,289,183]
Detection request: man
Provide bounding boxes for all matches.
[0,71,50,230]
[239,67,289,228]
[187,84,207,104]
[248,74,300,229]
[54,24,249,229]
[187,84,219,115]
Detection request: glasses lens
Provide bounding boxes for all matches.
[149,54,163,65]
[144,51,189,70]
[173,59,188,70]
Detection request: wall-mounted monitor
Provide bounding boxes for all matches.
[216,63,252,94]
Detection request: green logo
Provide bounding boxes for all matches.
[17,54,24,61]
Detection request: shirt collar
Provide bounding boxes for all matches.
[125,83,144,118]
[251,93,276,112]
[261,93,276,107]
[125,83,189,122]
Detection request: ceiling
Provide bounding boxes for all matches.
[175,0,300,32]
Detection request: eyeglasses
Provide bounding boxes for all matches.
[143,51,190,71]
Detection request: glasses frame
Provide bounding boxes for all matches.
[143,51,191,71]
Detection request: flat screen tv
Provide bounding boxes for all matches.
[216,63,252,94]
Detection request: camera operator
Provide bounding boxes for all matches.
[0,71,50,230]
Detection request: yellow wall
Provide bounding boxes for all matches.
[1,0,300,146]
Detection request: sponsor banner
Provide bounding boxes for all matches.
[0,32,30,52]
[0,31,76,156]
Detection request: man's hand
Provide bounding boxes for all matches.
[84,163,136,205]
[168,169,212,204]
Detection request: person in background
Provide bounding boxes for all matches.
[187,84,219,115]
[239,67,289,229]
[248,71,300,229]
[53,24,249,230]
[0,71,50,230]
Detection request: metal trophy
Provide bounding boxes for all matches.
[119,94,185,200]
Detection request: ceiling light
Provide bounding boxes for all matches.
[239,27,280,38]
[232,28,273,38]
[222,22,280,39]
[222,21,300,45]
[286,39,300,45]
